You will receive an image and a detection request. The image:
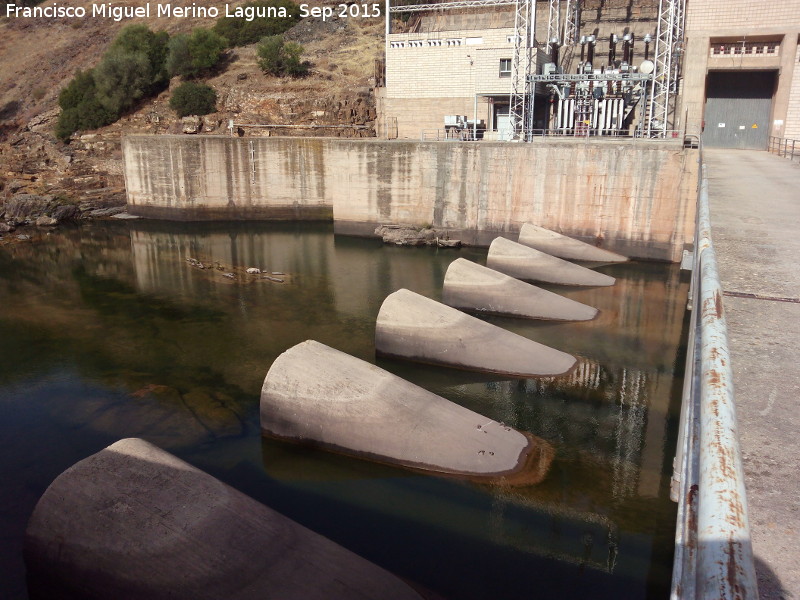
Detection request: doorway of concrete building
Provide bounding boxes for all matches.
[703,71,776,149]
[494,104,513,141]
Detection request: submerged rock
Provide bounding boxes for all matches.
[49,384,244,449]
[374,224,460,247]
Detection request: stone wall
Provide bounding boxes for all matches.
[123,135,698,262]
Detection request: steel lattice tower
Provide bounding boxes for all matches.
[646,0,686,137]
[508,0,536,140]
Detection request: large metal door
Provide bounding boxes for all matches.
[495,106,513,141]
[703,71,776,149]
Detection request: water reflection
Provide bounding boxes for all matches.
[0,221,688,600]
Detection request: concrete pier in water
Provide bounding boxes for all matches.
[24,438,424,600]
[442,258,598,321]
[375,288,576,376]
[518,223,629,262]
[486,237,616,287]
[261,340,553,483]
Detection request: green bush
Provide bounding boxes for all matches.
[169,82,217,117]
[213,0,301,47]
[110,24,170,91]
[55,99,116,142]
[54,25,170,143]
[55,108,80,142]
[257,35,308,77]
[58,69,96,110]
[166,28,227,79]
[55,69,116,142]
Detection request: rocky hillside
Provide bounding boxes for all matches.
[0,1,384,218]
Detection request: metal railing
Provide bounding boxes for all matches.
[768,136,799,162]
[420,128,694,142]
[670,143,758,599]
[420,128,484,141]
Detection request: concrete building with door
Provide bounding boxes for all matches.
[682,0,800,148]
[378,0,800,148]
[377,9,534,140]
[378,0,663,140]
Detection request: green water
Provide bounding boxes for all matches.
[0,220,689,599]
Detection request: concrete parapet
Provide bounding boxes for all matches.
[442,258,598,321]
[518,223,629,263]
[24,438,423,600]
[375,288,576,376]
[123,135,698,261]
[261,340,553,483]
[487,237,616,287]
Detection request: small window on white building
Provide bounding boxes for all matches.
[499,59,512,77]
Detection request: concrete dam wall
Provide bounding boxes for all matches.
[122,135,698,262]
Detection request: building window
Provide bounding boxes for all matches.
[499,59,512,77]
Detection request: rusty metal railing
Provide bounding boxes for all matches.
[670,148,758,599]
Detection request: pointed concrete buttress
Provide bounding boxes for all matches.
[518,223,629,263]
[261,340,554,484]
[375,288,576,376]
[443,258,598,321]
[24,438,424,600]
[486,237,616,286]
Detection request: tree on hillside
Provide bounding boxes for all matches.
[213,0,300,47]
[110,24,170,92]
[166,28,228,79]
[54,25,170,142]
[169,82,217,117]
[257,35,308,78]
[93,48,153,115]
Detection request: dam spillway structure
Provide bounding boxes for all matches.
[24,438,424,600]
[260,340,554,484]
[375,288,576,376]
[486,237,616,287]
[442,258,598,321]
[517,224,629,263]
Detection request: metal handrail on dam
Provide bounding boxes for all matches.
[670,152,758,599]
